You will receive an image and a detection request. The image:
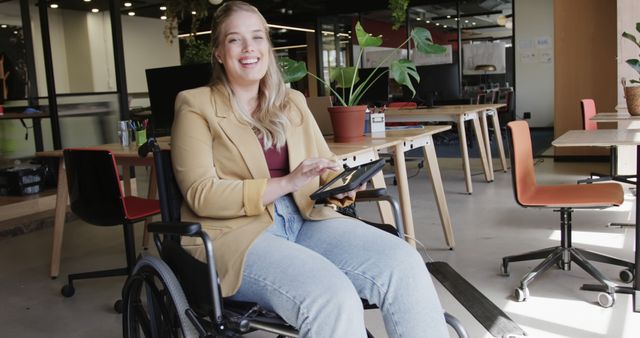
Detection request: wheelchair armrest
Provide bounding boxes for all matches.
[147,221,202,236]
[354,188,387,201]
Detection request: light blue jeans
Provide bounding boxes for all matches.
[229,195,448,337]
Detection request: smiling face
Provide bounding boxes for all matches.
[215,10,270,92]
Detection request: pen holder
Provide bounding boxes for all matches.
[135,129,147,147]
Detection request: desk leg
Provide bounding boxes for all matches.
[479,112,495,181]
[490,111,508,172]
[122,165,132,196]
[142,165,157,250]
[457,115,473,194]
[50,159,68,278]
[471,115,492,182]
[423,140,455,248]
[392,143,415,247]
[635,145,640,312]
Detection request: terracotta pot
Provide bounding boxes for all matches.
[328,105,367,142]
[625,86,640,116]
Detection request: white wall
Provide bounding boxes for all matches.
[1,4,180,159]
[31,6,180,95]
[514,0,554,127]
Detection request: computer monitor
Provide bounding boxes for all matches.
[145,63,212,137]
[401,64,460,105]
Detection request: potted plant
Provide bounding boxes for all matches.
[622,22,640,115]
[281,21,445,142]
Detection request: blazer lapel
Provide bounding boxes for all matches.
[213,87,269,180]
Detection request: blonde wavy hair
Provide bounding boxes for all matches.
[209,1,290,150]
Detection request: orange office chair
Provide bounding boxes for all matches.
[500,121,634,307]
[577,99,635,185]
[60,148,160,310]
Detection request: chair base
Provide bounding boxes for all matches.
[501,245,633,299]
[577,172,636,185]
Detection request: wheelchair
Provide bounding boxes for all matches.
[122,138,468,337]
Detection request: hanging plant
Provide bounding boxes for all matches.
[163,0,212,43]
[181,38,212,65]
[388,0,409,30]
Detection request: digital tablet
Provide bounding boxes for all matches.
[310,159,385,201]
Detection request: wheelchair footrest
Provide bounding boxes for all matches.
[427,261,526,338]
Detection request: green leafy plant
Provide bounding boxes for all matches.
[388,0,410,30]
[181,38,211,65]
[622,22,640,84]
[163,0,211,43]
[280,21,446,107]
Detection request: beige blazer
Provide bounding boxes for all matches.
[171,85,350,297]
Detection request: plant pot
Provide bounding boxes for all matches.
[625,86,640,116]
[328,105,367,142]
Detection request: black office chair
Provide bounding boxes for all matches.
[60,149,161,311]
[121,138,468,338]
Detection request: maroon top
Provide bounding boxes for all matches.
[261,139,289,178]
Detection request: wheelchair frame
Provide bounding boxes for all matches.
[122,138,468,338]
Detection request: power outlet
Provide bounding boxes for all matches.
[523,112,531,119]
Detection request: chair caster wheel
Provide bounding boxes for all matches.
[597,292,615,308]
[514,287,529,302]
[114,299,123,313]
[620,268,635,283]
[499,262,509,276]
[61,284,75,298]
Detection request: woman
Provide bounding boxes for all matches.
[171,1,449,337]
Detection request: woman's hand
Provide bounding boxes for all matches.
[263,158,339,205]
[286,158,340,192]
[333,182,367,200]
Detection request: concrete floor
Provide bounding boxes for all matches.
[1,156,639,337]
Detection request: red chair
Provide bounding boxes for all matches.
[386,101,419,127]
[500,121,634,307]
[60,148,160,310]
[578,99,635,185]
[387,101,417,109]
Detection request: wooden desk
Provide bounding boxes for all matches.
[385,103,506,194]
[553,129,640,312]
[327,125,455,248]
[37,142,163,278]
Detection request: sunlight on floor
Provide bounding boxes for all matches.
[548,230,627,249]
[505,296,613,335]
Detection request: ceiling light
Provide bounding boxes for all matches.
[124,2,132,7]
[435,23,440,26]
[416,17,422,21]
[209,0,224,4]
[426,20,430,24]
[160,15,167,20]
[160,6,166,10]
[91,8,99,13]
[191,11,197,15]
[84,0,91,2]
[446,15,451,18]
[128,12,135,16]
[50,3,59,8]
[0,25,6,28]
[472,22,476,25]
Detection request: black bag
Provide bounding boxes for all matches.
[0,163,47,196]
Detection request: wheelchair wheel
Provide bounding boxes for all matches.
[122,256,199,338]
